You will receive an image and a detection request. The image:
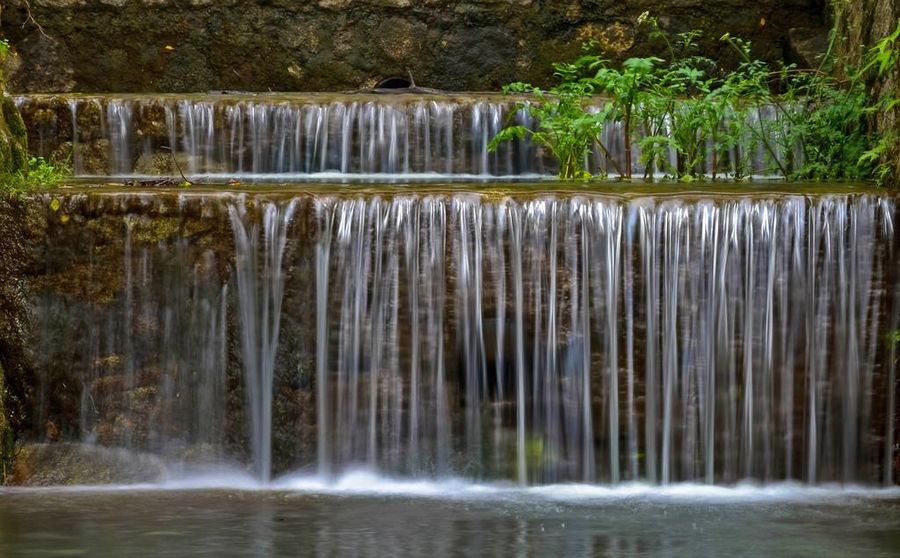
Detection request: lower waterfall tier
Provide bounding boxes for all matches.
[6,188,899,485]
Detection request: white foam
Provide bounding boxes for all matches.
[522,481,900,503]
[3,470,899,503]
[273,469,505,498]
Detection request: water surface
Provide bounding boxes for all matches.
[1,482,899,557]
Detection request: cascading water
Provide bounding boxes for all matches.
[312,194,898,484]
[229,199,298,482]
[18,95,789,180]
[31,203,230,458]
[24,191,899,485]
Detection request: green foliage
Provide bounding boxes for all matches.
[0,37,9,78]
[1,156,71,196]
[776,18,900,183]
[488,79,614,180]
[858,20,900,77]
[784,76,870,180]
[582,55,663,179]
[856,21,900,184]
[491,14,900,184]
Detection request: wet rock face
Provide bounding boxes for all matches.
[0,41,28,176]
[12,193,320,478]
[0,197,36,483]
[10,443,167,486]
[0,365,12,483]
[0,96,28,175]
[1,0,825,93]
[23,195,242,462]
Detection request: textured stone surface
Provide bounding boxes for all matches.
[3,192,319,478]
[1,0,825,93]
[0,364,11,483]
[0,196,36,484]
[0,37,28,176]
[10,443,167,486]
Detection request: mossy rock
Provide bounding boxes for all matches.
[0,134,13,176]
[2,96,27,141]
[0,94,28,176]
[1,0,827,92]
[10,443,167,486]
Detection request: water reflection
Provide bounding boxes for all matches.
[1,489,899,557]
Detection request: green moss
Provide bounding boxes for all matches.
[2,97,27,142]
[10,443,167,486]
[131,217,183,244]
[0,34,29,179]
[0,95,28,178]
[0,135,11,176]
[10,138,26,173]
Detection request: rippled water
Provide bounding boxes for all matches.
[1,477,900,557]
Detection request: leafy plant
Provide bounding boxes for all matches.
[588,55,663,178]
[488,77,614,180]
[491,13,900,184]
[1,156,71,196]
[729,18,900,182]
[856,19,900,184]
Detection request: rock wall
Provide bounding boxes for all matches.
[0,366,12,483]
[0,13,32,474]
[9,192,319,478]
[10,443,167,486]
[0,95,28,176]
[0,7,28,176]
[0,197,34,484]
[1,0,826,93]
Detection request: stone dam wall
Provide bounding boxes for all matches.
[1,0,826,93]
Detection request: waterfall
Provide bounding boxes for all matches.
[31,204,230,459]
[24,192,899,486]
[228,199,298,482]
[19,95,788,179]
[313,194,898,484]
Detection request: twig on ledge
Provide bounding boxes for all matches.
[160,146,194,186]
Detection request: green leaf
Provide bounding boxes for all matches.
[623,57,662,74]
[488,126,529,152]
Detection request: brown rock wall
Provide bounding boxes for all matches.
[1,0,825,93]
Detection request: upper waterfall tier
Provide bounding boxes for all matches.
[16,94,786,180]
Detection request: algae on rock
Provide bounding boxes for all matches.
[0,22,28,177]
[10,443,167,486]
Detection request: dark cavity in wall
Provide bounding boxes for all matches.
[375,76,413,90]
